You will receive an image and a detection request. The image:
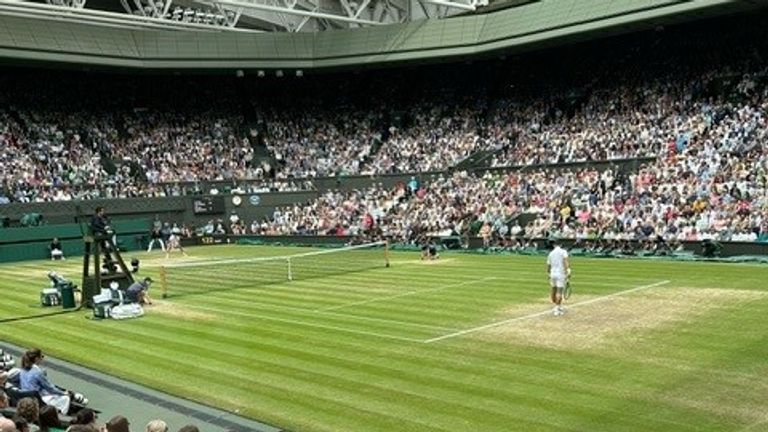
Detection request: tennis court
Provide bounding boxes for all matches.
[1,244,767,432]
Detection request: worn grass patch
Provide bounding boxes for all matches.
[140,255,210,267]
[149,300,218,321]
[482,288,767,351]
[660,377,768,428]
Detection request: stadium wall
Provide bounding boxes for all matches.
[0,0,757,69]
[0,219,150,262]
[0,191,319,227]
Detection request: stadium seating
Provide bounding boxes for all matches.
[0,13,766,245]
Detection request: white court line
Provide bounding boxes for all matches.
[423,280,671,343]
[315,276,497,312]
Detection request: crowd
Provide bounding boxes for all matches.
[0,348,200,432]
[0,12,766,245]
[365,104,490,174]
[251,92,768,244]
[261,104,382,178]
[252,157,767,246]
[227,67,768,245]
[1,13,768,201]
[0,103,318,203]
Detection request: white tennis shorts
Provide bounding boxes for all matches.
[550,275,567,290]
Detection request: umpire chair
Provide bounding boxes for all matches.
[81,233,135,308]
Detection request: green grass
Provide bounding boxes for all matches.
[2,245,768,432]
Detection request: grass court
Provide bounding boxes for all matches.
[1,244,767,432]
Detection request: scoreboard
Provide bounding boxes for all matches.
[192,196,226,215]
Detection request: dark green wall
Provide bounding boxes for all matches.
[0,219,150,262]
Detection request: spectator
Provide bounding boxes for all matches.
[14,398,38,426]
[71,409,97,428]
[0,417,16,432]
[12,416,28,432]
[38,405,66,432]
[19,349,71,415]
[144,420,167,432]
[105,416,130,432]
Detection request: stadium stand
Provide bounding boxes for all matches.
[244,13,768,246]
[0,10,766,250]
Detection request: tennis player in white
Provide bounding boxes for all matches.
[546,239,570,316]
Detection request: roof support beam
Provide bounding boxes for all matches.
[0,0,253,31]
[208,0,386,25]
[354,0,372,18]
[419,0,475,11]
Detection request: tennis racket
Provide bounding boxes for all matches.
[563,279,572,300]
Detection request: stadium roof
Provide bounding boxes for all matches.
[0,0,535,32]
[0,0,764,69]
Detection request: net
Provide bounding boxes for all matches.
[159,241,389,298]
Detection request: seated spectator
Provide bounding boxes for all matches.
[71,409,97,428]
[145,420,167,432]
[19,349,70,414]
[2,368,36,407]
[14,398,38,426]
[18,349,88,415]
[0,371,8,408]
[38,405,66,432]
[12,416,28,432]
[50,238,65,261]
[177,426,199,432]
[0,417,15,432]
[71,408,101,430]
[105,416,130,432]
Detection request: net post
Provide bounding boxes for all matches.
[287,257,293,281]
[160,265,168,298]
[384,240,390,268]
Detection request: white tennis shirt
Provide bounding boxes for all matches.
[547,246,569,278]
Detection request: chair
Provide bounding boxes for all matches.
[6,387,45,407]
